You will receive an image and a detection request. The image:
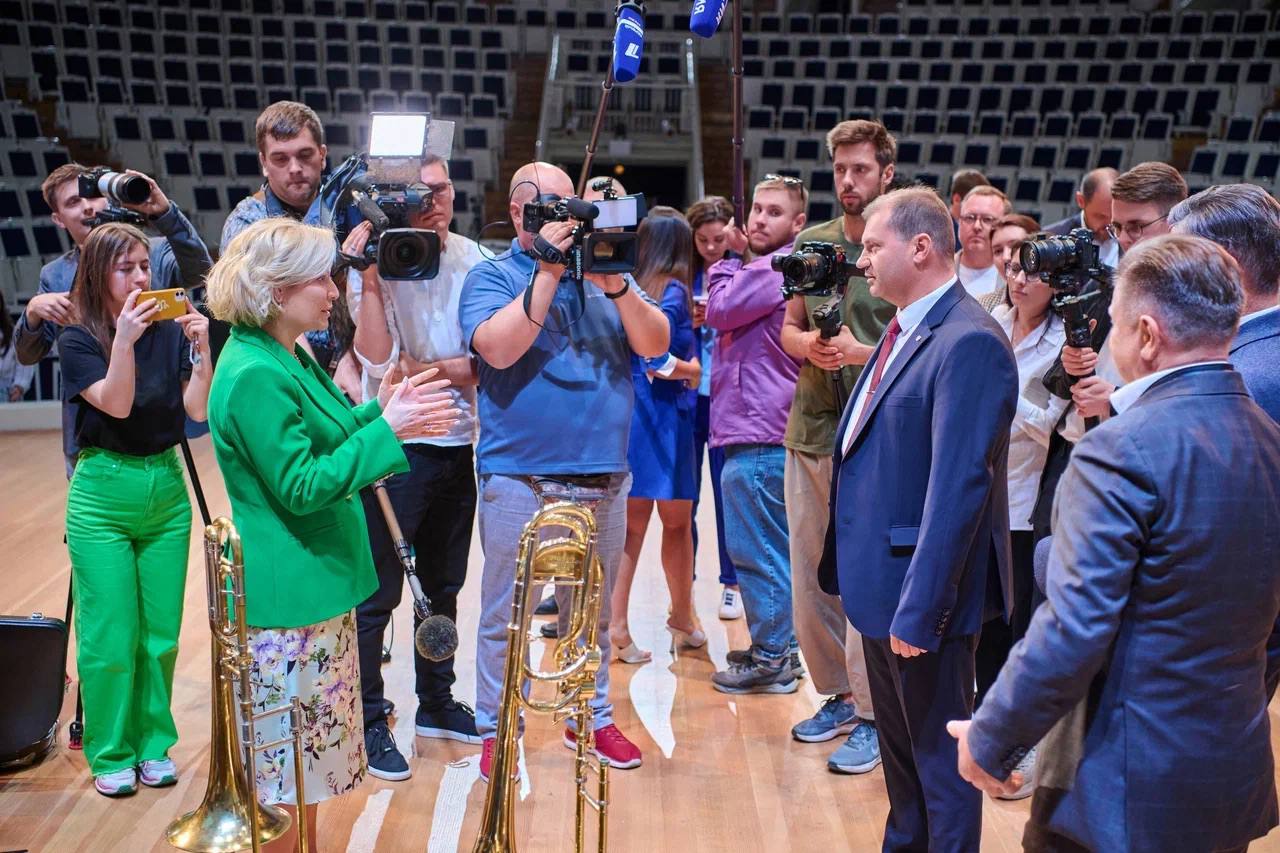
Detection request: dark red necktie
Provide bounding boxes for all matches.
[853,315,902,435]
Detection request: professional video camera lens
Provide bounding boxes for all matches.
[99,172,151,205]
[1020,234,1079,276]
[376,228,441,281]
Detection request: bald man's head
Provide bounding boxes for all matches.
[509,162,574,206]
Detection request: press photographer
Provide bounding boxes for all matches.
[344,150,488,781]
[775,120,896,776]
[458,160,668,780]
[14,162,212,472]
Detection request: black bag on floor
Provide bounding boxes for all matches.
[0,612,69,767]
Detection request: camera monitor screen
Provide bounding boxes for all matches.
[369,114,429,158]
[593,196,640,230]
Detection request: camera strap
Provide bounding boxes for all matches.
[521,261,587,334]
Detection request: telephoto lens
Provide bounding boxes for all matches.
[99,172,152,206]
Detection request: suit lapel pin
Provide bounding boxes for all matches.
[915,335,922,341]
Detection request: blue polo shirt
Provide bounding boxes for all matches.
[459,240,639,476]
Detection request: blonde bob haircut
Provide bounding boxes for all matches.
[207,218,336,328]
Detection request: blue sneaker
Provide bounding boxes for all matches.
[791,695,857,743]
[827,721,881,775]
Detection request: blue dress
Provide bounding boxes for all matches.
[628,280,698,500]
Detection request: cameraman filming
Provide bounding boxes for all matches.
[343,154,487,780]
[777,120,896,775]
[1057,163,1187,435]
[459,161,668,781]
[14,162,212,471]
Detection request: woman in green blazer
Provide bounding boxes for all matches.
[206,218,456,853]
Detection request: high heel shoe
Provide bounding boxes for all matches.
[666,621,708,657]
[612,641,653,664]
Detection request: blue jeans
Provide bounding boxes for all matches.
[720,443,793,662]
[473,472,630,738]
[693,394,736,586]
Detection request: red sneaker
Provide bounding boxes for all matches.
[562,724,642,769]
[479,737,521,783]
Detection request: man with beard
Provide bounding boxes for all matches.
[777,121,897,773]
[13,163,211,472]
[221,101,329,245]
[706,175,807,694]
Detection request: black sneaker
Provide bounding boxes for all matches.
[364,722,411,781]
[415,700,482,744]
[534,595,558,616]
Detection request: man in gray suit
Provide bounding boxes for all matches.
[948,234,1280,853]
[1043,167,1119,269]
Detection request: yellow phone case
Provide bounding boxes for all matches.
[145,288,188,321]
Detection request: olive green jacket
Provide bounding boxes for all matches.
[208,325,408,628]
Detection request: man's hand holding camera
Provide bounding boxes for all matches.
[532,220,576,280]
[801,325,872,371]
[1061,318,1114,419]
[119,170,172,219]
[723,218,749,258]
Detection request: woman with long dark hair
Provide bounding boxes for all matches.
[685,196,741,620]
[610,208,706,662]
[59,222,212,796]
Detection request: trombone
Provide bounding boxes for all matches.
[167,518,309,853]
[472,500,610,853]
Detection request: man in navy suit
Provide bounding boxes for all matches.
[950,234,1280,853]
[1169,183,1280,700]
[1043,167,1119,269]
[818,186,1018,851]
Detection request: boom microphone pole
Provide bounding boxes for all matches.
[371,479,459,663]
[578,1,646,195]
[577,68,616,197]
[729,0,745,226]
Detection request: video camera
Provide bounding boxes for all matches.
[772,241,858,340]
[1020,227,1112,350]
[523,176,646,281]
[327,113,456,280]
[79,167,149,229]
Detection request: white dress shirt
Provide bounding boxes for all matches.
[841,278,957,455]
[1110,360,1231,414]
[350,233,487,446]
[992,306,1070,530]
[1240,304,1280,329]
[957,261,1000,299]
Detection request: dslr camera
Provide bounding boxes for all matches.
[78,167,149,228]
[524,177,646,281]
[327,112,457,280]
[1020,227,1111,349]
[772,241,858,340]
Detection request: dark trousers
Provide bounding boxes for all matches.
[975,530,1037,707]
[863,634,981,853]
[356,443,476,728]
[693,394,736,586]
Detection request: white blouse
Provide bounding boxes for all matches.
[992,305,1070,530]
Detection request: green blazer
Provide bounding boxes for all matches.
[207,325,408,628]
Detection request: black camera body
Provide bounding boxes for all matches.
[1020,227,1111,349]
[79,167,150,229]
[773,241,858,300]
[346,174,441,280]
[523,190,644,280]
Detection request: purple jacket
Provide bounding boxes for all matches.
[705,243,803,448]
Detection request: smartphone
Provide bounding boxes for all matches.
[692,294,709,307]
[143,288,188,321]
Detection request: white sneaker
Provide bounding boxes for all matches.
[94,767,138,797]
[138,757,178,787]
[718,586,743,620]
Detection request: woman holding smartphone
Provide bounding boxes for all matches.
[60,222,212,796]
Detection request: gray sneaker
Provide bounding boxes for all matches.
[827,721,881,774]
[994,745,1036,800]
[712,657,798,694]
[725,647,805,679]
[792,696,857,743]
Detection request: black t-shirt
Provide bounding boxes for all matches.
[59,322,192,457]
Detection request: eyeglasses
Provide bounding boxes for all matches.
[960,213,1000,228]
[1105,214,1166,241]
[424,180,453,196]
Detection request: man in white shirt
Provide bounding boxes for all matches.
[955,186,1012,300]
[348,155,487,780]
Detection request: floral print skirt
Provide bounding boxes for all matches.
[243,609,366,805]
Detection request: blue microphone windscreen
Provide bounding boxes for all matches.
[690,0,729,38]
[613,5,645,83]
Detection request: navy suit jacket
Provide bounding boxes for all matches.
[818,281,1018,651]
[1044,214,1078,236]
[968,365,1280,853]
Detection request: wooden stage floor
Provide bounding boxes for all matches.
[2,429,1278,852]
